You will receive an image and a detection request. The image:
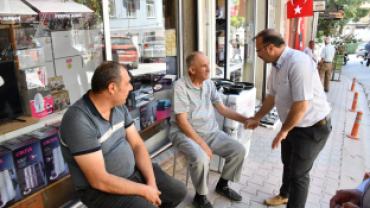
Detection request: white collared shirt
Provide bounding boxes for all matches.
[268,47,330,127]
[320,44,335,62]
[303,46,313,58]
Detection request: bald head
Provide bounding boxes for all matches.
[253,29,285,48]
[186,51,204,69]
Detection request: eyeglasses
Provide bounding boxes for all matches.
[255,44,271,53]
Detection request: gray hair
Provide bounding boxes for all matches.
[325,37,331,44]
[253,29,285,48]
[91,61,125,93]
[186,51,203,69]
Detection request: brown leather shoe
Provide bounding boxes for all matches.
[264,195,288,205]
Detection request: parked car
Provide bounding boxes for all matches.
[141,36,166,62]
[110,36,139,69]
[356,43,367,58]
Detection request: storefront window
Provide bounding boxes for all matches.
[0,0,106,122]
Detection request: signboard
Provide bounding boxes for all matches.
[313,1,326,11]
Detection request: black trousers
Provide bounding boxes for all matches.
[279,118,332,208]
[77,163,187,208]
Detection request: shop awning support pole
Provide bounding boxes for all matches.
[102,0,112,61]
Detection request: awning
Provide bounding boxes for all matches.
[0,0,38,16]
[24,0,94,14]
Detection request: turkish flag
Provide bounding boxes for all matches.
[287,0,313,19]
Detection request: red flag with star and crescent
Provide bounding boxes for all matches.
[287,0,313,19]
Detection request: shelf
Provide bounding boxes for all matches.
[140,118,167,134]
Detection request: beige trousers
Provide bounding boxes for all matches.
[319,62,332,91]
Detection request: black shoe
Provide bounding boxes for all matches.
[192,195,213,208]
[215,185,242,202]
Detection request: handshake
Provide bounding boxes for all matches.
[243,118,260,130]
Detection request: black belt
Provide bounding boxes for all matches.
[324,61,332,63]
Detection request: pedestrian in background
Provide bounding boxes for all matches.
[318,37,335,92]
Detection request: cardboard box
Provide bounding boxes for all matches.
[0,146,21,207]
[19,67,48,90]
[19,87,54,119]
[28,126,69,185]
[140,101,157,130]
[52,90,70,113]
[48,76,66,94]
[1,135,47,199]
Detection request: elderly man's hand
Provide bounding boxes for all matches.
[330,189,362,208]
[142,185,162,207]
[244,118,260,130]
[200,141,213,160]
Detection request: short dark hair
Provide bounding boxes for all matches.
[91,61,124,93]
[309,40,315,44]
[253,29,285,48]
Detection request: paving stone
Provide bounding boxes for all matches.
[240,190,255,204]
[250,157,264,164]
[306,193,321,206]
[242,182,262,195]
[242,167,255,177]
[321,193,334,205]
[264,175,281,185]
[305,202,319,208]
[249,201,268,208]
[311,176,326,188]
[312,170,327,179]
[244,161,261,170]
[314,164,327,172]
[258,183,277,195]
[260,162,275,171]
[263,157,278,164]
[270,169,283,178]
[249,175,267,186]
[239,175,251,185]
[323,184,338,195]
[320,201,330,208]
[251,191,273,204]
[309,184,323,196]
[230,182,246,194]
[267,204,286,208]
[326,170,340,180]
[254,168,270,177]
[273,163,283,170]
[326,177,339,187]
[230,202,249,208]
[213,200,231,208]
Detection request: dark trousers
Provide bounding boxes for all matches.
[279,118,332,208]
[77,163,187,208]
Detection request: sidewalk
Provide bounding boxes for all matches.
[174,75,370,208]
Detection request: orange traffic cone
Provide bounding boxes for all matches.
[347,111,363,140]
[350,78,356,92]
[349,92,359,112]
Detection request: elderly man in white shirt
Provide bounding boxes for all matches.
[245,29,332,208]
[318,37,335,92]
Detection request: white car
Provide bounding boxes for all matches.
[141,36,166,62]
[356,43,367,58]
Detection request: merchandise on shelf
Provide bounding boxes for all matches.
[0,146,21,207]
[19,67,48,90]
[17,48,45,70]
[1,135,47,199]
[28,126,69,184]
[19,86,54,119]
[48,76,66,94]
[129,107,141,132]
[140,101,157,130]
[51,90,70,113]
[156,99,171,120]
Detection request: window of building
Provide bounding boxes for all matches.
[127,0,137,18]
[146,0,155,18]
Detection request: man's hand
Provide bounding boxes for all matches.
[330,189,362,208]
[271,131,288,149]
[141,185,162,207]
[244,118,260,130]
[200,141,213,160]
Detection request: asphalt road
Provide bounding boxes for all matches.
[341,54,370,91]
